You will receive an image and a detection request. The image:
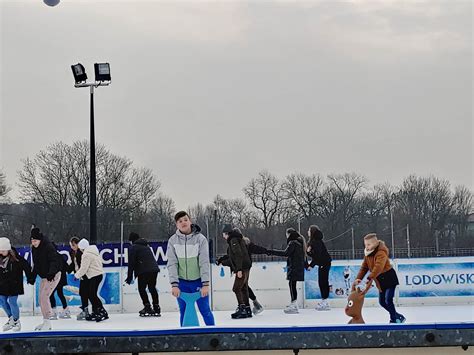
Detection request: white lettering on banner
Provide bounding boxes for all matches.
[151,246,167,262]
[114,248,127,265]
[100,248,113,265]
[405,273,474,286]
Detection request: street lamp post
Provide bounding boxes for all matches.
[71,63,111,244]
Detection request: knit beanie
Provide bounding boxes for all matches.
[30,227,43,241]
[0,237,11,251]
[129,232,140,243]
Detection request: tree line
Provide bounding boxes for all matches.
[0,141,472,257]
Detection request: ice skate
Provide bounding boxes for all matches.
[11,319,21,332]
[34,319,52,331]
[153,304,161,317]
[245,305,253,318]
[48,310,58,320]
[95,308,109,322]
[139,305,155,317]
[231,305,249,319]
[252,300,264,315]
[59,308,71,319]
[2,317,14,331]
[316,299,331,311]
[77,308,89,321]
[283,301,299,314]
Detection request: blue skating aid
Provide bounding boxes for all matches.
[179,292,201,327]
[220,267,225,277]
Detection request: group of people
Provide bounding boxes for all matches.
[0,210,405,332]
[0,227,109,331]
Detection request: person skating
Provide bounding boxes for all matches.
[306,225,332,311]
[354,233,406,324]
[74,238,108,322]
[0,237,32,332]
[217,227,267,315]
[28,227,63,331]
[222,225,252,319]
[67,236,90,320]
[49,251,71,320]
[126,232,161,317]
[268,228,306,314]
[166,211,215,327]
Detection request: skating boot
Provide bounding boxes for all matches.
[139,304,154,317]
[77,308,89,321]
[34,319,52,331]
[245,305,253,318]
[231,305,248,319]
[283,301,299,314]
[49,309,58,320]
[252,300,264,315]
[315,299,331,311]
[95,308,109,322]
[153,304,161,317]
[11,319,21,332]
[59,308,71,319]
[2,317,13,331]
[85,311,97,321]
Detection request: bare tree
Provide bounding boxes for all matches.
[0,171,11,201]
[284,173,324,220]
[243,171,287,228]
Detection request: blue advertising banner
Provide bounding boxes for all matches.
[398,262,474,297]
[17,241,168,267]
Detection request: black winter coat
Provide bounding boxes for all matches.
[226,230,252,272]
[218,237,268,269]
[0,248,33,296]
[31,237,63,280]
[67,249,83,273]
[307,238,332,267]
[270,233,306,281]
[126,238,160,282]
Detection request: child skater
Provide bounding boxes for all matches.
[355,233,406,324]
[68,236,90,320]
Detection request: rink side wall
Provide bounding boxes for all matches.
[9,243,474,315]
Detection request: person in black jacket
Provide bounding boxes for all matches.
[49,245,70,320]
[67,236,90,320]
[125,232,161,317]
[268,228,306,314]
[307,225,332,311]
[0,237,32,332]
[29,227,63,331]
[217,230,268,315]
[222,225,252,319]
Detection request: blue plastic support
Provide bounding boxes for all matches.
[179,291,201,327]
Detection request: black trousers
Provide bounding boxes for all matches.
[289,280,298,302]
[88,275,104,314]
[50,284,68,309]
[318,264,331,300]
[137,271,159,306]
[248,286,256,301]
[79,278,90,311]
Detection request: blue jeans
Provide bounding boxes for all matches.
[0,295,20,320]
[379,286,403,322]
[177,279,215,326]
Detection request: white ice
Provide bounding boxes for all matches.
[2,305,473,333]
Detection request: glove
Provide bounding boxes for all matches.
[46,274,55,282]
[125,278,133,285]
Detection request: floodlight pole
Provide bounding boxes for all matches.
[74,81,110,244]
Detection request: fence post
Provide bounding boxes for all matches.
[390,210,395,259]
[351,227,355,260]
[120,221,124,313]
[406,224,411,258]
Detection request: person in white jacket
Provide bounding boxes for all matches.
[74,239,108,322]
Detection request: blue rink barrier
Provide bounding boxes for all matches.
[0,322,472,353]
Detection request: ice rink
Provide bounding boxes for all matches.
[1,304,472,333]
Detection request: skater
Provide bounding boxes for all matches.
[29,227,63,331]
[167,211,215,326]
[306,225,332,311]
[49,252,71,320]
[217,228,267,315]
[0,237,32,332]
[268,228,306,314]
[221,225,252,319]
[68,236,90,320]
[126,232,161,317]
[74,238,108,322]
[355,233,406,324]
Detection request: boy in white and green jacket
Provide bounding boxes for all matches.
[166,211,215,326]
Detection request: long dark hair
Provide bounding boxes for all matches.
[308,225,324,243]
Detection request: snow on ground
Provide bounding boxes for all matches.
[3,305,473,333]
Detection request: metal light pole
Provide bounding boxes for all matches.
[351,227,355,260]
[406,224,411,258]
[390,210,395,258]
[71,63,111,244]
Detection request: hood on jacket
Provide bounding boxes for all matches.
[227,229,243,243]
[84,245,100,256]
[309,225,324,241]
[365,240,388,257]
[287,231,302,244]
[176,224,202,237]
[133,238,149,246]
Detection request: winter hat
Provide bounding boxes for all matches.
[222,224,233,234]
[129,232,140,243]
[0,237,11,251]
[78,238,90,250]
[30,227,43,241]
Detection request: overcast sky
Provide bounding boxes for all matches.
[1,0,472,208]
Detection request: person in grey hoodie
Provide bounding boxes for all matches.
[166,211,215,326]
[74,239,108,323]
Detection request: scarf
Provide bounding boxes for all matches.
[0,256,10,269]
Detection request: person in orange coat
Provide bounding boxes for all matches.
[354,233,406,324]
